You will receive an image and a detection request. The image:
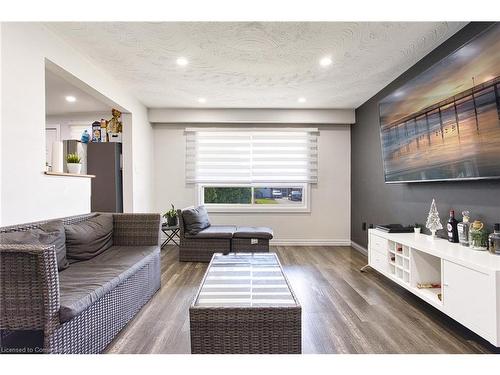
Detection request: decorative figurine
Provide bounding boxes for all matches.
[107,108,123,143]
[81,129,90,144]
[425,198,443,237]
[107,108,122,133]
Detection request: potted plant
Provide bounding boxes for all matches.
[163,204,178,226]
[414,223,422,235]
[469,220,488,251]
[66,153,82,174]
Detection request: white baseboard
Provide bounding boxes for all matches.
[161,234,354,247]
[350,240,368,255]
[270,239,351,246]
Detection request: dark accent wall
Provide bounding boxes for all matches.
[351,22,500,248]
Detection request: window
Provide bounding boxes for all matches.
[198,184,308,212]
[187,127,317,212]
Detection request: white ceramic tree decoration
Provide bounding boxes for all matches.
[426,198,443,237]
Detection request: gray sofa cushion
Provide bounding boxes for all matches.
[0,220,69,271]
[182,206,211,235]
[185,225,236,239]
[58,245,159,322]
[233,226,274,240]
[65,214,113,262]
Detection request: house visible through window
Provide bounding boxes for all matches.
[186,127,318,212]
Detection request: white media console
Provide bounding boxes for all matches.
[368,229,500,347]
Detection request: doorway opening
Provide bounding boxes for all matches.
[45,60,129,213]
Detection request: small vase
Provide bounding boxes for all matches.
[167,216,178,227]
[414,227,421,235]
[67,163,82,174]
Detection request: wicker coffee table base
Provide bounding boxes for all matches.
[189,306,301,354]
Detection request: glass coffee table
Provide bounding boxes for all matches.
[189,252,301,354]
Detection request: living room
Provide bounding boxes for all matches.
[1,0,500,372]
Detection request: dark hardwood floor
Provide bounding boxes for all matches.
[105,246,497,354]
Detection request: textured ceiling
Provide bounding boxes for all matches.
[46,22,466,109]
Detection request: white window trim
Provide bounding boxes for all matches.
[197,183,311,213]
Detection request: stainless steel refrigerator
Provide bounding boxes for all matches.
[87,142,123,213]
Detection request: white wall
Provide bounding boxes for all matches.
[153,124,351,245]
[1,23,154,225]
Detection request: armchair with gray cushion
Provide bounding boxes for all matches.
[0,212,161,354]
[177,206,273,262]
[177,207,233,262]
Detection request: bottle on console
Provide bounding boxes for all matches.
[447,210,459,243]
[489,224,500,255]
[457,210,470,247]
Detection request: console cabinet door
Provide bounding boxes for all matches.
[443,260,494,340]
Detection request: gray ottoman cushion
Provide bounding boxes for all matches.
[185,225,236,239]
[233,227,273,240]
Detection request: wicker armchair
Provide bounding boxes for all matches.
[177,208,272,262]
[177,209,232,262]
[0,213,161,354]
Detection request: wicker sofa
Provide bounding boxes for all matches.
[177,208,273,262]
[0,213,161,354]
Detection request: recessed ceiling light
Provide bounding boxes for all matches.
[298,97,307,103]
[65,95,76,102]
[176,57,189,66]
[319,56,332,67]
[198,97,207,104]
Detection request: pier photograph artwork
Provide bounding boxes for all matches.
[379,24,500,182]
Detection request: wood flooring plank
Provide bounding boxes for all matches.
[104,245,497,354]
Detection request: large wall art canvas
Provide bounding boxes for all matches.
[379,23,500,183]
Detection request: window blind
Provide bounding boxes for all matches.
[185,128,318,184]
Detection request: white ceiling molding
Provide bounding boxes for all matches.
[45,22,466,109]
[148,108,355,124]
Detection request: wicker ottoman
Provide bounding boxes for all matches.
[232,227,273,253]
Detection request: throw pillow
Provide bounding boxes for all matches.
[182,206,211,235]
[0,220,69,271]
[65,214,113,262]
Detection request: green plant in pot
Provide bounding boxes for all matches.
[414,223,423,234]
[66,153,82,174]
[163,204,178,226]
[469,220,488,251]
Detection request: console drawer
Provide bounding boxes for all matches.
[369,233,388,255]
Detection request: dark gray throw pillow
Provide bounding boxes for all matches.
[182,206,211,235]
[0,220,69,271]
[65,214,113,262]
